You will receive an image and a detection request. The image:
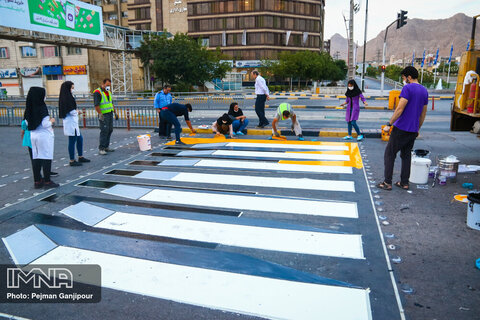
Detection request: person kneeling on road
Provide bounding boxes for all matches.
[212,113,235,139]
[271,103,304,140]
[228,102,249,135]
[163,103,196,145]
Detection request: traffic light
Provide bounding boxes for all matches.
[381,65,386,73]
[397,10,408,29]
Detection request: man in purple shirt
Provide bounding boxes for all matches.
[378,66,428,190]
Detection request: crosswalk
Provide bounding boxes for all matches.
[1,138,401,320]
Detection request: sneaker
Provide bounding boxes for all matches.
[105,148,115,152]
[298,135,305,141]
[78,157,91,163]
[43,181,59,189]
[357,135,364,141]
[242,129,248,135]
[50,172,58,177]
[342,135,353,140]
[236,131,244,136]
[69,161,82,167]
[34,180,44,189]
[175,140,186,145]
[99,149,107,155]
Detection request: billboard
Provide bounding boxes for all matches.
[0,0,104,41]
[63,65,86,75]
[0,69,18,79]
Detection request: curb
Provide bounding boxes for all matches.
[178,128,382,139]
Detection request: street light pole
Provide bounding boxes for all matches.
[361,0,368,92]
[380,20,397,97]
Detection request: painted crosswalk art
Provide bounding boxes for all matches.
[2,138,403,320]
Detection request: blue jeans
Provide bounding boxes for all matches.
[348,120,361,136]
[232,119,249,132]
[68,134,83,160]
[162,110,182,141]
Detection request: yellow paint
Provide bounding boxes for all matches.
[300,94,307,97]
[287,97,297,100]
[325,106,337,109]
[293,105,306,108]
[365,106,387,110]
[335,107,344,110]
[337,95,347,99]
[454,195,468,203]
[375,97,388,100]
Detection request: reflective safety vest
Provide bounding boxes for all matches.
[93,88,113,114]
[277,103,292,120]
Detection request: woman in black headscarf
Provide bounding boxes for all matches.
[59,81,90,166]
[211,113,235,138]
[24,87,58,189]
[340,79,368,141]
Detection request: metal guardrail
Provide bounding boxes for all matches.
[0,95,246,129]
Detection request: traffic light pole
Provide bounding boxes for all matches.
[361,0,369,92]
[380,20,398,97]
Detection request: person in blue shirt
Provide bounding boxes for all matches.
[163,103,196,145]
[154,85,172,138]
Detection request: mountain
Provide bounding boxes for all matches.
[355,13,480,62]
[329,33,348,61]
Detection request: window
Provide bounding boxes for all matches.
[135,8,150,20]
[42,46,60,58]
[122,11,128,18]
[201,38,210,47]
[0,47,8,59]
[46,75,64,81]
[21,46,36,57]
[108,13,118,20]
[67,47,82,55]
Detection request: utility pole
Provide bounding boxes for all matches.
[347,0,355,79]
[360,0,368,91]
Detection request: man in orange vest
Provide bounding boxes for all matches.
[93,79,119,155]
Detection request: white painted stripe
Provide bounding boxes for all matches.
[139,189,358,218]
[212,150,350,161]
[225,142,349,151]
[97,212,364,258]
[33,246,372,320]
[194,159,353,174]
[171,172,355,192]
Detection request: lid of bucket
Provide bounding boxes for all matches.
[442,155,459,163]
[467,192,480,204]
[413,149,430,157]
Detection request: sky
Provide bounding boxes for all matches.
[324,0,479,42]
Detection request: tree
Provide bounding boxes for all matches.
[138,33,231,91]
[366,66,379,77]
[385,65,403,82]
[331,59,348,82]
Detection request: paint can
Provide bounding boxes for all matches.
[467,192,480,231]
[409,157,431,184]
[137,134,151,151]
[438,155,460,182]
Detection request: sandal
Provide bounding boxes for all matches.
[377,181,392,191]
[394,181,409,190]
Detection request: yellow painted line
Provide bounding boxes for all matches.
[280,93,286,96]
[148,97,154,100]
[289,94,296,96]
[335,107,344,110]
[337,95,346,99]
[311,97,322,100]
[246,97,254,100]
[293,105,306,108]
[312,94,319,97]
[375,97,388,100]
[265,105,270,108]
[287,97,297,100]
[137,97,143,100]
[167,137,351,147]
[324,95,330,98]
[282,143,362,168]
[269,97,276,100]
[300,94,307,97]
[440,96,453,99]
[325,106,338,109]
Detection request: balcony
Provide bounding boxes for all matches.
[103,4,118,13]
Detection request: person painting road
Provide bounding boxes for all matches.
[340,79,367,141]
[228,102,249,135]
[271,103,304,141]
[212,113,235,139]
[377,66,428,191]
[163,103,196,145]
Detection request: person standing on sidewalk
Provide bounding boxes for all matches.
[154,85,172,138]
[93,79,118,155]
[59,81,90,166]
[251,70,270,128]
[24,87,58,189]
[377,66,428,191]
[340,79,368,141]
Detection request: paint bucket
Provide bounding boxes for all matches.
[409,157,431,184]
[137,134,151,151]
[467,192,480,231]
[438,155,460,182]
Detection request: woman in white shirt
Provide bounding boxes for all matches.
[24,87,58,189]
[58,81,90,166]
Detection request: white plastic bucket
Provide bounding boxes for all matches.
[409,157,431,184]
[137,134,151,151]
[467,192,480,231]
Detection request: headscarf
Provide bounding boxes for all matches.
[58,81,76,119]
[345,79,362,98]
[216,113,233,134]
[24,87,49,131]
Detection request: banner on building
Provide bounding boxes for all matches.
[0,0,104,41]
[0,69,18,79]
[43,65,63,75]
[20,67,42,77]
[63,65,87,75]
[235,60,262,68]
